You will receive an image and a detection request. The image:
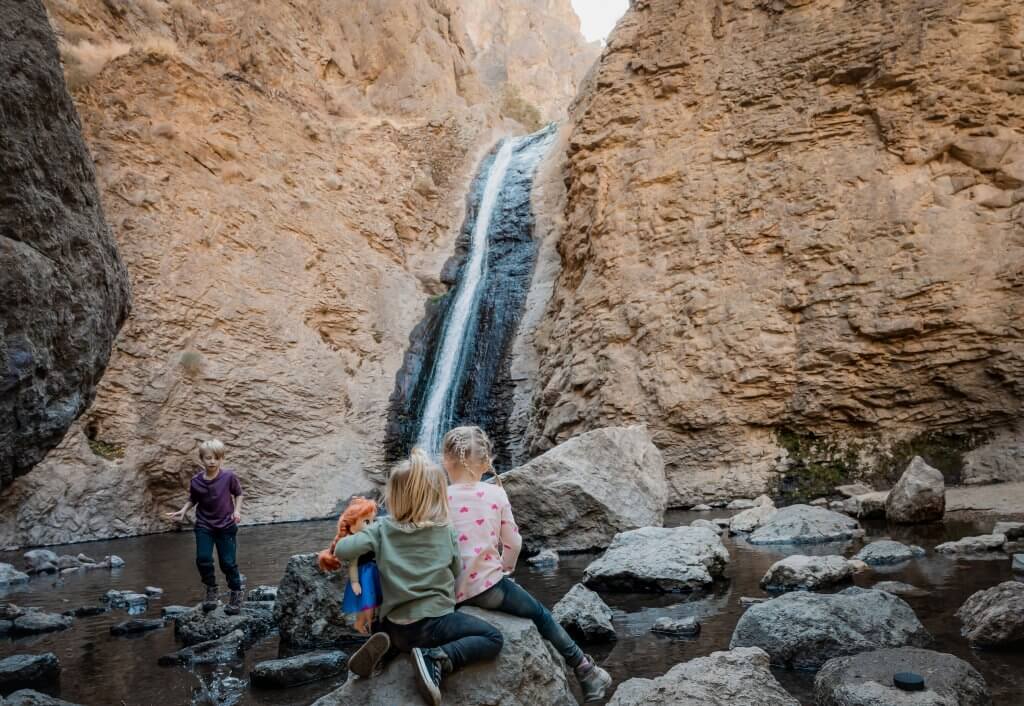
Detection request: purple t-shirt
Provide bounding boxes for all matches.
[189,468,242,530]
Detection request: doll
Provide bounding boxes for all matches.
[318,496,381,634]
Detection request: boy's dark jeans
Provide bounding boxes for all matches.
[460,576,584,668]
[195,525,242,591]
[381,611,503,673]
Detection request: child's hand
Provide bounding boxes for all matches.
[165,509,186,522]
[352,582,362,596]
[232,511,241,524]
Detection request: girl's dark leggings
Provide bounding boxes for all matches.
[381,611,503,672]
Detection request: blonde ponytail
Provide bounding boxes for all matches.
[385,448,450,527]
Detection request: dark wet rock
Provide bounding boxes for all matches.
[250,651,347,688]
[4,690,83,706]
[730,588,931,670]
[175,605,274,647]
[552,584,616,643]
[583,526,729,593]
[992,522,1024,541]
[158,629,245,667]
[650,616,700,638]
[872,581,930,598]
[854,540,926,566]
[0,653,60,690]
[312,608,575,706]
[0,564,30,585]
[274,553,361,648]
[814,647,991,706]
[247,585,277,602]
[886,457,945,524]
[11,611,73,636]
[841,492,889,519]
[0,0,130,490]
[760,555,854,592]
[526,549,559,567]
[144,587,163,597]
[22,551,57,575]
[61,605,109,618]
[956,581,1024,648]
[160,605,193,620]
[0,604,24,620]
[110,618,165,636]
[607,647,798,706]
[935,534,1006,555]
[747,505,862,545]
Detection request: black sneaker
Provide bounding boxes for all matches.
[202,585,218,612]
[411,647,444,706]
[348,632,391,678]
[224,590,243,616]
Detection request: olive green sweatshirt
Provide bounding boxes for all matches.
[334,517,460,623]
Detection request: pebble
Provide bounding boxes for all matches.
[110,618,166,636]
[691,504,712,512]
[650,616,701,637]
[526,549,559,567]
[740,596,768,607]
[144,586,163,597]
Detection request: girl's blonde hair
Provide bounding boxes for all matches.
[198,439,226,460]
[442,426,501,486]
[386,448,450,527]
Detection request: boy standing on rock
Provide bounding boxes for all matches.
[166,439,245,614]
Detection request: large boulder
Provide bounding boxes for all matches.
[607,647,798,706]
[956,581,1024,647]
[174,605,273,647]
[886,457,945,524]
[312,608,576,706]
[730,588,931,670]
[747,505,863,545]
[814,647,991,706]
[583,526,729,592]
[274,553,361,648]
[551,584,616,643]
[0,0,130,490]
[0,654,60,691]
[502,426,668,552]
[250,651,347,689]
[854,540,926,566]
[760,555,854,592]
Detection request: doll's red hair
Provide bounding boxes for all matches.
[318,496,378,572]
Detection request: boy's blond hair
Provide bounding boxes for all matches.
[386,448,450,527]
[442,426,500,486]
[198,439,226,460]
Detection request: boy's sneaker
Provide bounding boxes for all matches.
[575,655,612,703]
[411,647,449,706]
[202,585,218,612]
[348,632,391,678]
[224,590,244,616]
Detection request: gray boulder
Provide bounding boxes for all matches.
[760,555,854,592]
[250,651,347,688]
[11,611,72,636]
[956,581,1024,647]
[691,519,725,534]
[583,526,729,592]
[730,588,931,670]
[935,534,1006,555]
[854,540,926,566]
[274,553,361,648]
[729,502,777,534]
[841,492,889,519]
[22,551,58,575]
[607,647,798,706]
[748,505,862,545]
[0,654,60,690]
[175,605,274,647]
[4,690,82,706]
[552,584,616,643]
[872,581,929,598]
[110,618,165,636]
[0,563,30,585]
[886,457,945,524]
[502,426,668,552]
[312,608,576,706]
[814,647,991,706]
[650,616,700,637]
[158,629,245,666]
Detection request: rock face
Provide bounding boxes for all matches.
[886,458,946,524]
[854,540,926,566]
[502,426,668,552]
[0,654,60,691]
[748,505,862,546]
[814,647,991,706]
[730,588,931,670]
[250,651,347,689]
[274,554,361,648]
[583,526,729,592]
[760,555,854,592]
[522,0,1024,506]
[607,647,798,706]
[0,0,130,492]
[312,608,575,706]
[551,583,616,643]
[956,581,1024,647]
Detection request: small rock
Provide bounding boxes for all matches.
[144,586,163,597]
[247,585,278,602]
[250,651,348,688]
[526,549,559,567]
[886,457,945,524]
[552,584,616,643]
[5,689,83,706]
[727,498,756,510]
[729,502,777,534]
[760,555,854,592]
[692,504,712,511]
[854,540,926,565]
[740,596,768,607]
[22,550,58,575]
[810,497,828,506]
[872,581,929,597]
[835,483,873,498]
[176,604,274,646]
[748,505,863,545]
[76,553,97,564]
[993,521,1024,541]
[121,593,149,613]
[1013,554,1024,573]
[690,519,724,534]
[956,581,1024,647]
[102,590,127,606]
[110,618,166,636]
[709,500,727,508]
[161,605,193,619]
[841,492,889,519]
[104,555,125,569]
[0,563,30,585]
[158,629,245,666]
[62,605,109,618]
[0,653,60,690]
[55,556,81,571]
[935,534,1006,555]
[0,603,24,620]
[11,611,73,636]
[829,501,846,511]
[650,616,700,637]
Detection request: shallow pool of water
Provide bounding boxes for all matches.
[1,511,1021,705]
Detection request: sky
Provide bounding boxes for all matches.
[571,0,629,43]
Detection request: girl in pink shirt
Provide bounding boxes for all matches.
[443,426,611,703]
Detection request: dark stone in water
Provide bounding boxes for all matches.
[158,629,245,667]
[0,603,25,620]
[160,605,193,619]
[11,611,73,636]
[0,653,60,690]
[249,650,348,688]
[62,605,109,618]
[651,616,701,638]
[175,605,274,647]
[4,690,83,706]
[110,618,165,636]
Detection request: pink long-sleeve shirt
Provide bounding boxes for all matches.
[448,481,522,602]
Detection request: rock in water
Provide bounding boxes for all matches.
[160,605,192,620]
[993,522,1024,541]
[552,584,616,643]
[250,651,347,688]
[312,609,576,706]
[730,588,931,670]
[158,629,245,666]
[886,457,946,524]
[760,555,854,592]
[11,611,73,636]
[23,550,58,575]
[0,563,30,585]
[274,553,361,647]
[872,582,929,598]
[4,690,83,706]
[526,549,560,567]
[935,534,1006,555]
[0,653,60,690]
[583,526,729,592]
[110,618,165,636]
[502,427,668,552]
[748,505,863,545]
[729,501,777,534]
[814,647,991,706]
[841,492,890,520]
[607,647,798,706]
[854,540,926,566]
[956,581,1024,647]
[175,605,273,647]
[650,617,701,638]
[0,0,130,490]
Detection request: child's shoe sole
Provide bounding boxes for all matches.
[348,632,390,679]
[411,648,442,706]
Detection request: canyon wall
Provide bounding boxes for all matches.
[0,0,130,492]
[527,0,1024,504]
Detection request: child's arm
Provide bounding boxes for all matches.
[230,473,243,523]
[335,526,377,562]
[498,490,523,573]
[164,500,194,522]
[348,561,363,595]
